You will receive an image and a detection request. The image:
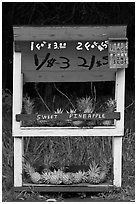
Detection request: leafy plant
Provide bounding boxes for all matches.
[76,96,95,113]
[105,98,116,112]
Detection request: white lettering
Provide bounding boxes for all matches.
[42,115,47,120]
[85,42,90,51]
[78,114,83,118]
[37,114,41,120]
[76,42,83,50]
[88,114,92,119]
[54,115,57,119]
[83,114,87,119]
[31,41,34,51]
[102,114,105,118]
[69,114,73,119]
[74,114,78,119]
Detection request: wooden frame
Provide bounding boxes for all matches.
[13,26,127,190]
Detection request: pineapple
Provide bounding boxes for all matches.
[49,170,62,185]
[72,170,87,184]
[106,98,116,112]
[87,160,109,184]
[76,96,95,126]
[87,161,101,184]
[23,95,35,114]
[23,95,35,126]
[41,171,51,184]
[23,162,41,184]
[61,172,73,185]
[76,96,95,113]
[103,98,116,126]
[99,160,109,183]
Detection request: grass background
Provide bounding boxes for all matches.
[2,86,135,201]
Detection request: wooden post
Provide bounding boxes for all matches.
[112,136,122,187]
[112,68,125,187]
[13,49,23,186]
[14,137,23,187]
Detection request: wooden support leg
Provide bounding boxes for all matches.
[112,136,122,187]
[14,137,23,187]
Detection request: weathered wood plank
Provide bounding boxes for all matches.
[115,69,125,135]
[23,70,115,83]
[14,183,114,192]
[23,70,116,82]
[13,26,127,41]
[16,112,120,122]
[12,127,124,137]
[112,136,122,187]
[14,137,23,187]
[12,52,22,134]
[19,40,109,73]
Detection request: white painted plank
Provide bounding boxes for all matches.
[14,137,23,187]
[112,136,122,187]
[112,68,125,187]
[115,69,125,135]
[13,26,127,41]
[12,127,124,137]
[12,51,22,136]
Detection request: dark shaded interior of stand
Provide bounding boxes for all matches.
[22,82,115,127]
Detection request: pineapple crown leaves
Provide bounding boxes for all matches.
[99,158,112,174]
[106,98,116,112]
[76,96,95,113]
[88,160,101,174]
[66,109,77,114]
[23,94,35,114]
[54,108,64,114]
[23,162,36,175]
[23,153,41,168]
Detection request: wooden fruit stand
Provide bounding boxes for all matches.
[13,26,128,192]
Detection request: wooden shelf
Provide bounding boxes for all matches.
[14,182,114,192]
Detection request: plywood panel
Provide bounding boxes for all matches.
[18,40,109,72]
[13,26,127,41]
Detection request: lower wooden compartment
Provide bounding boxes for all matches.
[15,182,114,192]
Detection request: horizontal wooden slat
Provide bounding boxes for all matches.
[13,26,127,41]
[16,112,120,122]
[23,70,116,82]
[12,127,124,137]
[15,182,114,192]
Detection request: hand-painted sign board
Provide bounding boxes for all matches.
[17,40,109,72]
[14,26,128,83]
[16,112,120,123]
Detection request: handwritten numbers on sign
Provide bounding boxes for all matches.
[30,41,67,51]
[78,56,96,70]
[47,58,56,67]
[35,53,50,70]
[102,56,108,65]
[76,41,108,51]
[59,57,70,69]
[78,57,89,68]
[34,53,108,70]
